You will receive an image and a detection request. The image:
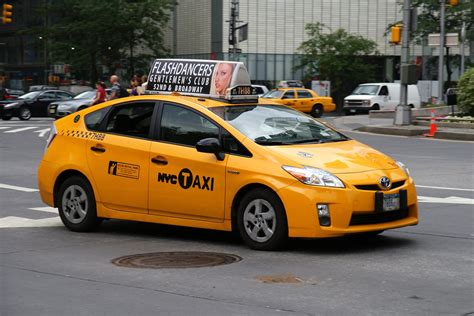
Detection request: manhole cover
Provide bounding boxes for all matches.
[111,251,242,269]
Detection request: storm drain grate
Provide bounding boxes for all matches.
[111,251,242,269]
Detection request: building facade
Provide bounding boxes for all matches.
[166,0,471,87]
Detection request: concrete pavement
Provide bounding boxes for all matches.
[323,115,474,141]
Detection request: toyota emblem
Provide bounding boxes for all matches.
[379,177,391,190]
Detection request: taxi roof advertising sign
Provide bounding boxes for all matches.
[146,59,252,98]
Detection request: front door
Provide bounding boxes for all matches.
[33,91,56,116]
[281,90,298,110]
[148,102,226,222]
[86,101,156,213]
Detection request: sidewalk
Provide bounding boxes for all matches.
[321,115,474,141]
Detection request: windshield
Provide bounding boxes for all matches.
[351,85,379,95]
[19,91,42,100]
[261,90,283,99]
[209,105,349,145]
[74,90,96,99]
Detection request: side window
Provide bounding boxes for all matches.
[57,92,73,100]
[160,103,219,147]
[297,90,312,98]
[222,129,252,157]
[282,91,295,99]
[254,87,264,95]
[39,92,55,100]
[105,102,154,138]
[379,86,389,96]
[85,107,110,131]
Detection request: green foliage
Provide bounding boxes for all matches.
[298,23,379,111]
[457,67,474,116]
[26,0,173,83]
[411,0,473,43]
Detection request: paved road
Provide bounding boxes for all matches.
[1,118,473,316]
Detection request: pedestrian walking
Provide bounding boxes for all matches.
[91,82,106,105]
[109,75,129,100]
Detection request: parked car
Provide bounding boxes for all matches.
[251,84,269,97]
[344,83,421,114]
[0,90,74,120]
[261,88,336,117]
[48,89,111,118]
[0,88,25,100]
[278,80,304,88]
[28,85,58,92]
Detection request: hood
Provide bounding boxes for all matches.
[55,99,91,107]
[263,140,398,174]
[344,94,374,101]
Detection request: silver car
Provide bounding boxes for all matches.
[48,89,110,118]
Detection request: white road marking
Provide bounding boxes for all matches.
[33,128,50,137]
[3,126,37,133]
[0,127,10,130]
[416,185,474,192]
[418,196,474,205]
[0,216,61,228]
[0,183,39,192]
[29,207,57,214]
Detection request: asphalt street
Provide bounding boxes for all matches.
[1,117,473,316]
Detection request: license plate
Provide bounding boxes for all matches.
[383,193,400,211]
[350,109,356,113]
[49,109,56,114]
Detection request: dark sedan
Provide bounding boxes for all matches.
[0,90,74,120]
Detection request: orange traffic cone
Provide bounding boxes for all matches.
[424,110,437,137]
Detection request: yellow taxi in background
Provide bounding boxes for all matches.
[261,88,336,118]
[38,59,418,250]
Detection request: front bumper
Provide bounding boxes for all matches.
[278,175,418,238]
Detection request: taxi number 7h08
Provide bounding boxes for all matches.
[37,59,418,250]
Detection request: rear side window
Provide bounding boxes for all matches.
[85,107,110,131]
[282,91,295,99]
[160,103,219,147]
[57,92,73,100]
[105,102,155,138]
[297,90,312,98]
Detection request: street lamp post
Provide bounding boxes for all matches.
[437,0,445,105]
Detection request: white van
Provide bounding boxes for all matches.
[344,83,421,114]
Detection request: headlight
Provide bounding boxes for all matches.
[58,104,71,110]
[344,100,349,105]
[396,161,410,177]
[362,100,371,106]
[282,166,345,188]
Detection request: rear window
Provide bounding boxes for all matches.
[85,107,110,131]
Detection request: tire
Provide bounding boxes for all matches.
[310,104,323,118]
[1,116,12,120]
[237,188,288,250]
[57,176,102,232]
[371,104,380,111]
[19,107,32,120]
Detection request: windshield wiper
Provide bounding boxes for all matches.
[254,140,292,145]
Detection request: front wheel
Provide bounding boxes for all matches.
[1,116,12,120]
[310,104,323,118]
[237,188,288,250]
[19,107,32,120]
[57,176,102,232]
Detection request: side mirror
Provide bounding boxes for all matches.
[196,138,225,161]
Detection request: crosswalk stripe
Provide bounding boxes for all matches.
[0,216,61,228]
[29,207,57,213]
[0,183,39,192]
[33,128,51,137]
[4,126,37,133]
[0,127,10,130]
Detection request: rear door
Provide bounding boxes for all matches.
[85,101,156,213]
[296,89,315,112]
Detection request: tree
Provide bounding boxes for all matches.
[28,0,173,84]
[298,23,379,113]
[408,1,473,86]
[457,67,474,116]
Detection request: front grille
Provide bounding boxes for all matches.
[350,209,409,226]
[355,180,405,191]
[345,100,365,107]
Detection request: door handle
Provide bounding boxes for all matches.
[90,145,106,153]
[151,156,168,165]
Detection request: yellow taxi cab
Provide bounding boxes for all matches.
[261,88,336,118]
[38,59,418,250]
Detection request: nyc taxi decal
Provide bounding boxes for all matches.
[108,161,140,179]
[59,130,106,141]
[158,168,215,191]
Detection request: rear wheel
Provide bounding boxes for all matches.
[310,104,323,118]
[57,176,102,232]
[1,116,12,120]
[19,107,31,120]
[237,188,288,250]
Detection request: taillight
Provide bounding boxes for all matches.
[4,94,14,99]
[45,124,57,150]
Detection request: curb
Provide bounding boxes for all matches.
[355,126,474,141]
